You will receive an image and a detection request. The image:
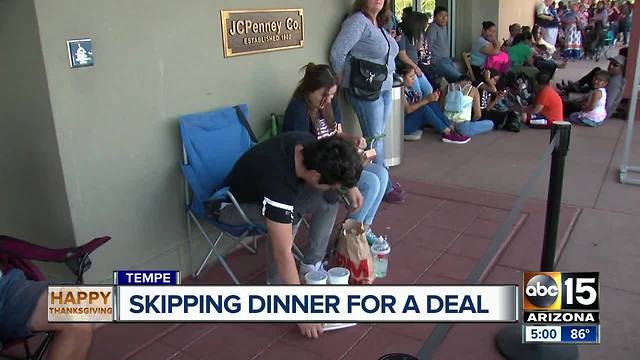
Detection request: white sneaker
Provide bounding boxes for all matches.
[299,260,328,283]
[404,129,423,141]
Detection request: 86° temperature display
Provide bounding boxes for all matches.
[523,325,600,344]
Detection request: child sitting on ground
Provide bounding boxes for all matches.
[440,75,495,138]
[521,71,564,128]
[397,64,470,144]
[569,70,609,127]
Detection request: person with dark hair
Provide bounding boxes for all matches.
[568,70,609,126]
[396,64,470,143]
[440,75,495,137]
[508,31,535,69]
[560,54,626,120]
[503,23,523,48]
[473,69,521,132]
[521,71,564,128]
[220,133,363,338]
[283,63,389,244]
[331,0,405,203]
[396,12,433,97]
[562,1,584,59]
[619,0,633,45]
[470,21,502,79]
[426,6,462,82]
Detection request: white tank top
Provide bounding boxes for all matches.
[582,88,607,123]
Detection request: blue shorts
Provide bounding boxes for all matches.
[0,269,48,342]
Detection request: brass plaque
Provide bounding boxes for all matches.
[221,9,304,57]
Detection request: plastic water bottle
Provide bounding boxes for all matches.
[371,236,391,278]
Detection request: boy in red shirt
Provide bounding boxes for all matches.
[521,71,564,128]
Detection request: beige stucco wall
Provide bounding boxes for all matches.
[22,0,352,283]
[498,0,537,42]
[0,0,76,261]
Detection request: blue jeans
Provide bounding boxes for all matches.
[569,112,603,127]
[405,102,452,134]
[349,162,389,225]
[348,89,393,191]
[411,73,434,97]
[433,57,462,83]
[454,120,494,137]
[0,269,48,341]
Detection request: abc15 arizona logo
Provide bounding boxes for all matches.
[523,272,599,324]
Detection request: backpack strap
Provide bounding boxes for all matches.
[234,105,257,143]
[463,83,474,96]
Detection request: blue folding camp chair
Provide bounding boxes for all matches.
[179,104,302,284]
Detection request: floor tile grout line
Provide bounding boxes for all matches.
[120,324,180,360]
[248,328,292,360]
[553,208,582,270]
[336,326,375,360]
[163,325,221,353]
[592,120,627,208]
[392,199,447,245]
[410,213,480,285]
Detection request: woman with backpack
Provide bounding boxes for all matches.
[330,0,405,203]
[439,75,495,137]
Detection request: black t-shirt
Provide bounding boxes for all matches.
[223,132,315,224]
[473,81,493,110]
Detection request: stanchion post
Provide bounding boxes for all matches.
[541,122,571,272]
[495,121,578,360]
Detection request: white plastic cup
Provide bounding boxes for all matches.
[305,270,328,285]
[327,267,350,285]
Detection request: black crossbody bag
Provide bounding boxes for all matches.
[349,27,391,101]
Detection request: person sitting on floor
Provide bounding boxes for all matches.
[508,31,538,79]
[283,63,389,245]
[440,75,495,138]
[568,70,609,127]
[473,69,521,132]
[559,54,626,120]
[426,6,462,82]
[502,23,523,48]
[470,21,503,79]
[219,133,362,338]
[396,64,470,143]
[521,71,564,128]
[0,269,94,360]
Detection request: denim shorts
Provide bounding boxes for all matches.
[0,269,48,342]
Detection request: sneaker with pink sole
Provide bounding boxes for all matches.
[442,132,471,144]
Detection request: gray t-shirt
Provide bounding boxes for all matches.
[425,23,449,64]
[330,12,400,91]
[606,74,625,119]
[397,34,419,64]
[471,36,490,67]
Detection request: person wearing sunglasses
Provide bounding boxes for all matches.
[283,63,390,246]
[559,54,626,120]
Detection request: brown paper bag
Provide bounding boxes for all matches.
[334,219,375,285]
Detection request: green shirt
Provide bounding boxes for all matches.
[507,42,532,69]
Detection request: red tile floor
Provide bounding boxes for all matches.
[81,177,580,360]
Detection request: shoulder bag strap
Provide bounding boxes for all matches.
[380,27,391,66]
[234,105,257,143]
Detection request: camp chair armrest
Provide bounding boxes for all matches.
[207,188,259,229]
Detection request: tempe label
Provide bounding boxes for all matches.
[221,9,304,57]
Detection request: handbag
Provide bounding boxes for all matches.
[349,27,391,101]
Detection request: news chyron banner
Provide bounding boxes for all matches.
[49,270,518,323]
[522,272,600,344]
